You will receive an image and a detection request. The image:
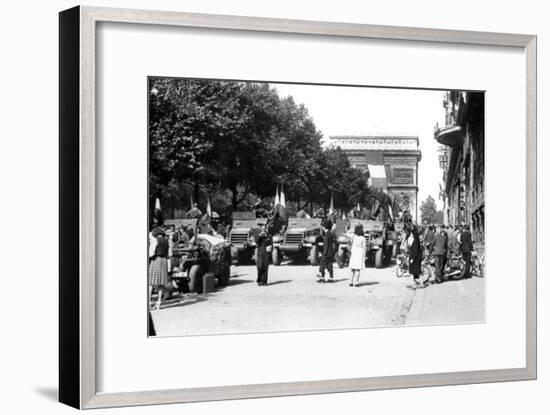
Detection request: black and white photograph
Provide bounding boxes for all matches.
[1,0,544,412]
[147,78,485,337]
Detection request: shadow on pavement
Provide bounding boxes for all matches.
[355,281,380,287]
[430,275,481,285]
[158,295,208,309]
[229,273,248,278]
[266,279,292,286]
[326,278,349,283]
[313,278,348,284]
[225,278,254,286]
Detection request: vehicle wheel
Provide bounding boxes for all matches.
[236,252,246,266]
[310,245,319,266]
[230,247,239,265]
[272,247,281,266]
[188,264,203,293]
[375,249,383,268]
[384,247,393,265]
[217,261,230,286]
[457,259,467,280]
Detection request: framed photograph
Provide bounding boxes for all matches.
[59,6,537,409]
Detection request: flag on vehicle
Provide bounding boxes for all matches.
[278,184,287,219]
[387,195,394,220]
[206,196,212,217]
[274,185,280,208]
[329,193,334,215]
[155,198,161,211]
[371,198,381,218]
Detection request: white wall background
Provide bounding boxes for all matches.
[0,0,545,414]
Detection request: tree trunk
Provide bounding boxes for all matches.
[231,185,238,210]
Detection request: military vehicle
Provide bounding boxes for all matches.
[361,219,395,268]
[171,234,231,293]
[362,219,395,268]
[164,218,197,233]
[334,219,351,268]
[228,211,267,264]
[335,219,394,268]
[271,218,323,265]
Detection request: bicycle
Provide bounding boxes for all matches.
[471,250,484,277]
[395,251,433,286]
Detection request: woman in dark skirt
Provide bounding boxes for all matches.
[408,226,424,288]
[148,227,170,310]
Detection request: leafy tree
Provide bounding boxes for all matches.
[148,78,385,217]
[310,147,371,210]
[149,79,327,211]
[149,79,245,206]
[420,195,444,224]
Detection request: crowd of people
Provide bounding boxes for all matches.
[148,207,230,310]
[149,197,477,308]
[399,222,475,288]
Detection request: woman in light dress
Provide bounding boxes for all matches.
[348,224,366,287]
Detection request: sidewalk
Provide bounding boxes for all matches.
[405,276,485,326]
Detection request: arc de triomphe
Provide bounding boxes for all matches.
[328,136,422,222]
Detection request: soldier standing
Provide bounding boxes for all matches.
[255,224,272,286]
[316,220,336,283]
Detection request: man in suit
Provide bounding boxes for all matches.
[423,225,436,254]
[317,220,336,283]
[255,224,272,286]
[459,224,474,278]
[433,224,448,283]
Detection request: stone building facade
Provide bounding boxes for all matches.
[435,91,485,247]
[328,136,422,221]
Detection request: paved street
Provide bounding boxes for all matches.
[151,262,485,337]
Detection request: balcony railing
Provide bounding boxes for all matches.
[434,122,464,147]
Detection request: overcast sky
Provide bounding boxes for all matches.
[271,83,447,210]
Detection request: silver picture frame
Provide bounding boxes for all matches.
[59,5,537,409]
